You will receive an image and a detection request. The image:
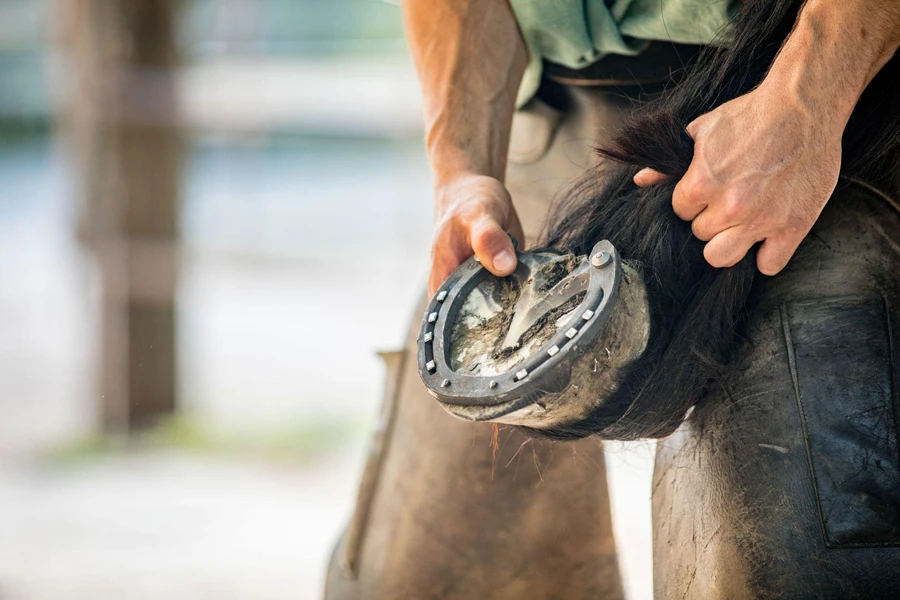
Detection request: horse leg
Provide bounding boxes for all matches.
[325,86,638,600]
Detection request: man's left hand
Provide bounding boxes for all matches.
[634,84,843,275]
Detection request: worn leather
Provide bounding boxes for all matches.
[653,182,900,599]
[543,43,705,88]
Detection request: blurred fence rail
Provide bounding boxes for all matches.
[3,0,421,137]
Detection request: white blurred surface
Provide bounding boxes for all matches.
[0,451,359,600]
[0,133,655,599]
[179,58,423,137]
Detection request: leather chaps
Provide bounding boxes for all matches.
[653,180,900,599]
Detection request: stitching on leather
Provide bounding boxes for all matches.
[780,304,831,549]
[884,294,900,469]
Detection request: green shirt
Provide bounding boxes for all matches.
[511,0,740,106]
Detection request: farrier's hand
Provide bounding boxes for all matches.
[634,84,843,275]
[428,173,524,296]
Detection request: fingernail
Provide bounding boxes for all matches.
[492,250,515,273]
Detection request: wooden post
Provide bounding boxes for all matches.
[63,0,181,432]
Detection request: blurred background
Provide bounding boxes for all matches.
[0,1,653,598]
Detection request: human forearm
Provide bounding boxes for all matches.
[761,0,900,129]
[401,0,527,186]
[402,0,528,293]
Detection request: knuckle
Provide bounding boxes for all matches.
[681,174,704,199]
[745,215,770,237]
[434,211,462,235]
[672,183,692,209]
[686,118,703,138]
[470,222,502,252]
[469,227,490,251]
[672,183,696,217]
[671,191,688,217]
[719,194,745,221]
[454,205,483,226]
[676,175,712,209]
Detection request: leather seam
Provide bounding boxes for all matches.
[884,294,900,471]
[780,303,832,549]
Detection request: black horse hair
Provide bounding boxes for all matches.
[523,0,900,441]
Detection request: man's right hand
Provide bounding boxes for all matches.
[428,173,524,296]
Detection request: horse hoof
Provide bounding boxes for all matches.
[417,240,650,429]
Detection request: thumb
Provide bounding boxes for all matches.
[470,216,517,276]
[634,168,670,187]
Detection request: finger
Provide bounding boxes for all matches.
[427,271,442,297]
[703,226,758,269]
[755,234,804,276]
[690,207,718,242]
[685,118,701,139]
[634,168,670,187]
[690,202,743,242]
[428,252,459,296]
[428,241,463,295]
[427,221,474,295]
[470,216,517,276]
[671,170,710,222]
